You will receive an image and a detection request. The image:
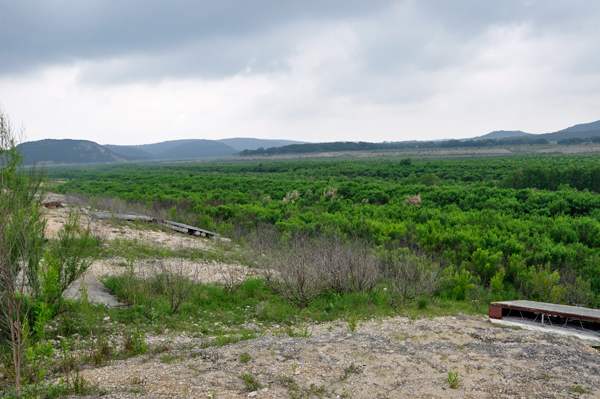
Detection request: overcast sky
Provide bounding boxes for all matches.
[1,0,599,145]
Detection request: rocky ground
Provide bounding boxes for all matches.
[70,315,600,399]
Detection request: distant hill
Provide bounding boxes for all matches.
[470,130,532,140]
[557,120,600,133]
[216,138,306,152]
[538,129,600,142]
[128,139,202,156]
[103,145,152,160]
[107,139,304,159]
[467,120,600,142]
[157,140,237,159]
[535,120,600,141]
[19,138,239,165]
[18,139,129,165]
[105,139,238,160]
[239,136,549,156]
[18,119,600,164]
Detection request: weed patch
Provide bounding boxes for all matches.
[447,371,460,389]
[238,374,261,392]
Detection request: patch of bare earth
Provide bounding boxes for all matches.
[40,194,250,285]
[537,145,600,154]
[235,148,512,161]
[67,316,600,399]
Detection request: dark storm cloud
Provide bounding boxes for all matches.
[3,0,600,85]
[0,0,392,78]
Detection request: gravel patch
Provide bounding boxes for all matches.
[67,316,599,398]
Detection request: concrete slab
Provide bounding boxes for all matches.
[63,270,121,308]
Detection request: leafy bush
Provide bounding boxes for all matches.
[452,270,474,301]
[447,371,460,389]
[239,352,252,364]
[39,211,99,313]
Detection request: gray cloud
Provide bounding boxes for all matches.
[4,0,599,87]
[2,0,600,144]
[0,0,392,77]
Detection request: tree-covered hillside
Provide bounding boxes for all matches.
[18,139,129,164]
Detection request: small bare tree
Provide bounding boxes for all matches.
[249,230,380,307]
[319,236,380,294]
[382,248,441,306]
[218,263,250,295]
[151,250,199,314]
[259,233,325,308]
[0,107,46,396]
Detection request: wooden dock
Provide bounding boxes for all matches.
[489,300,600,323]
[88,211,220,239]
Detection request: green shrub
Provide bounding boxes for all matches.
[239,374,261,392]
[452,270,474,301]
[122,330,148,356]
[239,352,252,364]
[447,371,460,389]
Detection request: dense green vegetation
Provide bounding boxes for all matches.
[239,137,550,156]
[53,154,600,304]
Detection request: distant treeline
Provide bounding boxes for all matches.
[557,136,600,145]
[239,137,549,156]
[502,165,600,192]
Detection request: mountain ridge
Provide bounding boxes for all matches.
[18,119,600,165]
[469,130,531,140]
[216,138,305,151]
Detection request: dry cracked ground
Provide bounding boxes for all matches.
[40,196,600,399]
